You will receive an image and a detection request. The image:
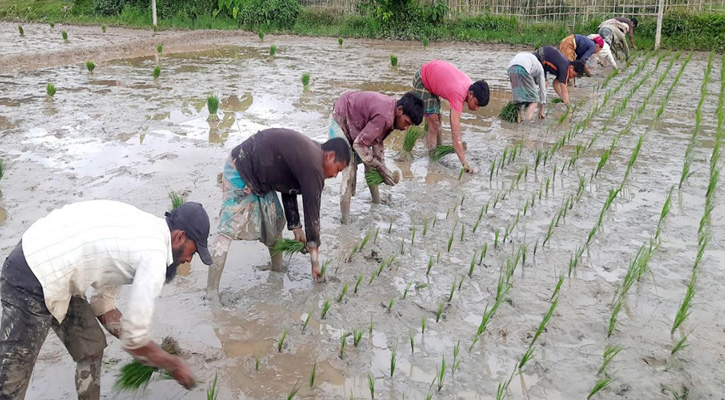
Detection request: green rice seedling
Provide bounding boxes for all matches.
[269,45,277,57]
[608,298,622,337]
[46,82,56,99]
[468,251,477,277]
[432,145,455,161]
[302,311,311,332]
[499,101,518,123]
[452,340,461,375]
[435,302,444,322]
[390,342,399,377]
[421,316,427,333]
[550,275,564,302]
[278,328,288,352]
[369,270,377,285]
[460,224,465,241]
[403,126,422,153]
[101,24,106,32]
[338,37,343,46]
[153,65,161,79]
[458,168,465,180]
[206,373,219,400]
[409,331,415,353]
[339,334,347,359]
[387,297,395,313]
[598,344,622,375]
[258,31,264,41]
[168,191,185,209]
[153,24,158,33]
[310,362,317,387]
[390,54,398,67]
[436,248,441,262]
[447,228,455,252]
[50,21,55,28]
[411,225,416,245]
[337,283,349,303]
[286,380,301,400]
[207,94,220,119]
[400,237,405,255]
[388,221,393,233]
[436,356,446,392]
[432,215,437,228]
[62,30,68,42]
[374,227,379,244]
[671,334,689,355]
[354,275,363,294]
[301,73,310,88]
[368,374,375,400]
[403,282,412,299]
[448,280,456,302]
[321,300,331,319]
[587,377,612,399]
[157,43,163,54]
[478,243,488,265]
[271,238,305,257]
[489,157,497,180]
[494,229,499,249]
[369,316,374,336]
[358,230,372,252]
[365,170,384,186]
[422,37,429,48]
[671,272,696,334]
[114,337,179,391]
[353,329,363,347]
[18,26,24,36]
[255,356,260,371]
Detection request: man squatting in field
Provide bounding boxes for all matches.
[0,200,213,399]
[206,129,351,295]
[329,90,424,224]
[533,46,587,107]
[412,60,490,174]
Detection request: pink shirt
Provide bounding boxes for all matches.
[420,60,473,114]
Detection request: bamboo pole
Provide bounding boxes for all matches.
[655,0,665,50]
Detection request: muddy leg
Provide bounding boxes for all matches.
[206,233,233,294]
[425,114,441,155]
[524,102,538,121]
[75,351,102,400]
[364,164,381,204]
[340,162,356,224]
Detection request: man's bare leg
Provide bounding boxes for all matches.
[75,351,102,400]
[268,232,284,272]
[339,162,356,224]
[426,114,441,156]
[364,164,381,204]
[206,233,233,294]
[524,102,538,121]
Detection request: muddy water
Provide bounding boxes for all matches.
[1,23,724,399]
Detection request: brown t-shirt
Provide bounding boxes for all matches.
[332,90,396,148]
[231,128,324,247]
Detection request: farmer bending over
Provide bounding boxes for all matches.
[559,34,603,77]
[533,46,586,107]
[412,60,489,174]
[600,17,637,50]
[0,200,212,399]
[598,19,631,61]
[588,34,619,69]
[330,91,424,224]
[508,52,547,122]
[206,129,350,294]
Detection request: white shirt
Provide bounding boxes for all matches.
[588,34,617,68]
[22,200,173,349]
[508,52,547,104]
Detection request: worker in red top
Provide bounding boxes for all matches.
[412,60,489,174]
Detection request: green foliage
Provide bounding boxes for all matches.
[46,82,56,98]
[207,94,219,115]
[269,44,277,56]
[223,0,301,30]
[422,37,429,47]
[390,54,397,67]
[499,101,518,123]
[86,60,96,73]
[153,65,161,79]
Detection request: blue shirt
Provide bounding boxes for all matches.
[574,34,597,62]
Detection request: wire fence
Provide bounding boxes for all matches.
[300,0,725,22]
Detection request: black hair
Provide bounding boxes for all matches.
[397,92,424,125]
[570,60,586,76]
[469,80,490,107]
[631,17,638,27]
[322,137,351,165]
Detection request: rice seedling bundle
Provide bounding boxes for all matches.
[301,73,310,87]
[321,299,331,319]
[269,45,277,57]
[157,43,162,54]
[207,94,219,116]
[338,37,343,46]
[402,126,422,153]
[422,37,429,48]
[102,24,106,32]
[498,101,518,123]
[390,54,398,67]
[258,31,264,41]
[18,26,23,36]
[61,30,68,42]
[431,145,454,161]
[114,336,180,391]
[85,61,95,73]
[153,65,161,79]
[271,238,305,256]
[46,82,56,98]
[168,191,185,209]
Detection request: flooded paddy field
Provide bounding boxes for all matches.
[1,22,724,399]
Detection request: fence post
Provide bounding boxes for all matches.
[654,0,664,50]
[152,0,158,28]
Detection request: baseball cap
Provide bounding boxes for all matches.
[165,202,213,265]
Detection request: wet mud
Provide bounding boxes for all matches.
[1,22,724,399]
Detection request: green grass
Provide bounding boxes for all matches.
[499,101,518,123]
[153,65,161,79]
[46,82,56,98]
[168,191,185,209]
[390,54,398,67]
[269,45,277,57]
[271,238,305,257]
[432,145,455,161]
[206,373,219,400]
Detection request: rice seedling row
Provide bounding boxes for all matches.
[679,51,714,188]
